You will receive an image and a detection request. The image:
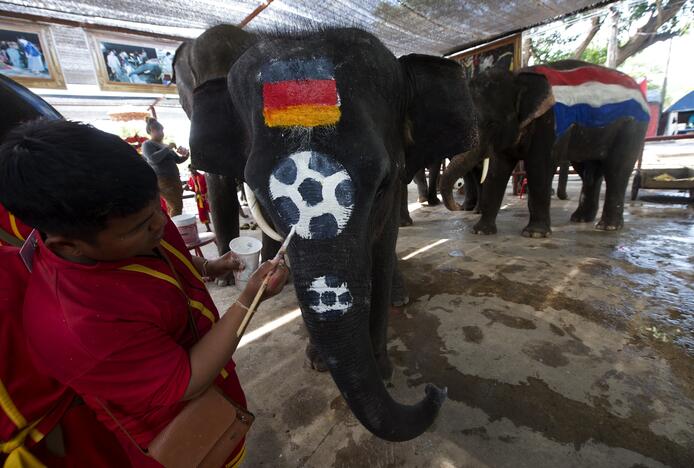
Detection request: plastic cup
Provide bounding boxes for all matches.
[229,236,262,289]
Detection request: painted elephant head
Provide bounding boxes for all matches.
[440,63,554,210]
[173,24,257,177]
[220,28,483,441]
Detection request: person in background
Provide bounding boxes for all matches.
[188,165,211,232]
[17,38,43,75]
[142,117,189,216]
[0,120,288,467]
[6,42,23,69]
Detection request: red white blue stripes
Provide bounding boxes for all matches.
[532,65,650,136]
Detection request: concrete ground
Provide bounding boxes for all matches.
[195,175,694,468]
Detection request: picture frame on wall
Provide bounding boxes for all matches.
[0,20,66,89]
[448,33,521,78]
[88,32,178,94]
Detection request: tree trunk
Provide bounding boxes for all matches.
[606,6,620,67]
[572,16,603,59]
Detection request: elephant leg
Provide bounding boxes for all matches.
[206,174,240,255]
[413,169,428,203]
[400,181,413,227]
[570,161,603,223]
[369,240,398,381]
[473,155,515,235]
[206,174,240,286]
[426,161,441,206]
[260,232,281,262]
[523,154,554,238]
[557,161,569,200]
[597,133,643,230]
[461,170,478,211]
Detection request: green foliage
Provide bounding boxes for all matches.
[580,46,607,64]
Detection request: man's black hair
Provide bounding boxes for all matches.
[0,119,158,241]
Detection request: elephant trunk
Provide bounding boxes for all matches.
[439,147,484,211]
[291,249,446,442]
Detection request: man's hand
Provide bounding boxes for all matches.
[205,251,244,279]
[239,258,288,306]
[168,142,177,149]
[177,146,190,157]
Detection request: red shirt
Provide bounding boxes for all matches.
[23,219,246,467]
[0,247,72,450]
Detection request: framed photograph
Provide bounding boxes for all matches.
[0,21,65,89]
[88,32,178,94]
[449,33,521,78]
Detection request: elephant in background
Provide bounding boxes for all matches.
[174,25,282,263]
[440,59,648,237]
[212,29,478,441]
[398,54,479,225]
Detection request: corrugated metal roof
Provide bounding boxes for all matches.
[1,0,613,56]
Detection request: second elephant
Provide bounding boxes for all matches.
[440,60,649,237]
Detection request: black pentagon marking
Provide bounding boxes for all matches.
[309,153,342,177]
[335,179,354,208]
[273,158,297,185]
[324,275,341,288]
[273,196,300,226]
[338,291,352,305]
[321,291,337,306]
[306,290,320,307]
[309,214,338,239]
[298,178,323,206]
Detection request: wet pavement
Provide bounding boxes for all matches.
[201,175,694,467]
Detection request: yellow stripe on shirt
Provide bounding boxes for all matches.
[119,264,216,324]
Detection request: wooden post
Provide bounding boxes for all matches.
[606,6,620,68]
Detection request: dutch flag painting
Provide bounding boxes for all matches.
[531,64,650,137]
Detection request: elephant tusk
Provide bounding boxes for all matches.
[243,183,283,242]
[480,157,490,184]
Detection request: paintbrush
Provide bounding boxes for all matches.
[237,226,296,337]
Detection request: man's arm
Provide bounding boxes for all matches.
[183,259,287,400]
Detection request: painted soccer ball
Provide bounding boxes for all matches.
[306,276,353,316]
[269,151,355,240]
[454,178,465,190]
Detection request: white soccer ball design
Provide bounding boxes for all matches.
[269,151,354,240]
[306,276,353,315]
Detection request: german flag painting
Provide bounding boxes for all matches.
[262,58,341,128]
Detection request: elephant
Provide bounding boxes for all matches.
[413,161,483,212]
[440,59,649,237]
[173,25,282,264]
[205,28,478,441]
[398,54,479,226]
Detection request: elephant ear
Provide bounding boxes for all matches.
[399,54,479,182]
[189,77,247,177]
[515,72,555,130]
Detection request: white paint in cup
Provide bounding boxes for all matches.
[229,236,262,289]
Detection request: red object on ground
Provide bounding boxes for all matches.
[188,173,211,224]
[23,217,246,467]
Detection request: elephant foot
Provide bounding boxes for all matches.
[400,216,414,227]
[427,196,441,206]
[595,218,623,231]
[570,210,597,223]
[473,204,481,215]
[305,342,329,372]
[521,222,551,238]
[376,354,394,381]
[472,221,497,235]
[417,195,428,203]
[557,191,569,200]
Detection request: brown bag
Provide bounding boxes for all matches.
[99,248,254,467]
[100,386,253,468]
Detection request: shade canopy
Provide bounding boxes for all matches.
[2,0,612,56]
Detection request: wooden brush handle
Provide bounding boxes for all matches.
[236,275,270,338]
